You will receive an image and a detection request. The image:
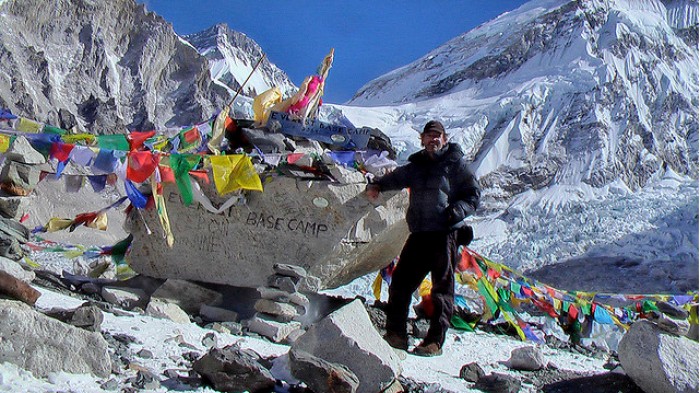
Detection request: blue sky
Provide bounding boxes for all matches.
[139,1,529,104]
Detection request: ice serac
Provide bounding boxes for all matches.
[349,0,698,195]
[126,175,408,290]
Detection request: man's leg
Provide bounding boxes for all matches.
[385,233,430,346]
[422,231,459,348]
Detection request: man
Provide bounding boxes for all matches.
[366,120,480,357]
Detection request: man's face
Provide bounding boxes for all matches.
[421,131,447,154]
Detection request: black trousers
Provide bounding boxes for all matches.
[385,230,459,346]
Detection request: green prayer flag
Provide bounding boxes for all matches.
[169,154,202,206]
[97,135,129,151]
[43,124,67,135]
[450,314,475,332]
[477,279,499,315]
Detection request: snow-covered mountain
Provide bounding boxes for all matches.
[183,24,297,100]
[332,0,698,291]
[0,0,230,132]
[348,0,698,196]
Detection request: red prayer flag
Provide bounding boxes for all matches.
[158,165,176,184]
[127,130,156,151]
[50,142,75,162]
[126,151,159,183]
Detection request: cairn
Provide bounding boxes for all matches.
[246,263,311,343]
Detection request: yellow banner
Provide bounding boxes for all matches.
[210,154,263,195]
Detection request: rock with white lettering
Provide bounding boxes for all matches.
[126,177,408,290]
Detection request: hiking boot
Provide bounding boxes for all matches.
[383,332,408,351]
[412,341,442,357]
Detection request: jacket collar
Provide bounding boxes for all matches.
[409,142,464,164]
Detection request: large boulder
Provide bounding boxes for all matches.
[126,173,408,290]
[0,299,111,378]
[291,299,402,393]
[618,320,699,393]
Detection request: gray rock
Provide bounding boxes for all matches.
[254,298,299,321]
[474,372,522,393]
[656,301,690,320]
[460,362,486,382]
[267,274,299,293]
[199,304,239,323]
[150,279,223,314]
[292,299,402,393]
[246,313,301,342]
[101,286,148,310]
[0,255,34,282]
[507,346,546,371]
[145,299,191,324]
[648,310,691,336]
[619,320,699,393]
[3,136,45,165]
[273,263,308,279]
[257,286,310,308]
[192,345,276,393]
[43,303,104,332]
[289,348,360,393]
[127,179,408,290]
[0,195,32,220]
[0,299,111,378]
[0,160,41,194]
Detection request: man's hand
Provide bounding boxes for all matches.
[365,184,381,202]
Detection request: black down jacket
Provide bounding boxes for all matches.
[373,142,480,233]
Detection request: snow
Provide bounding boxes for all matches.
[0,285,608,393]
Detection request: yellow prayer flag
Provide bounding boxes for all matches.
[210,154,263,195]
[372,273,383,301]
[17,117,41,133]
[85,212,108,231]
[0,134,10,152]
[45,218,73,232]
[207,106,230,155]
[61,134,96,144]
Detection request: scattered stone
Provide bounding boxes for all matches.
[292,299,402,393]
[542,372,645,393]
[0,299,111,378]
[474,372,522,393]
[247,313,302,342]
[3,136,46,164]
[410,318,429,339]
[0,160,41,195]
[192,345,276,393]
[0,255,34,283]
[273,263,308,280]
[656,301,690,320]
[101,286,147,310]
[43,302,104,332]
[254,298,299,321]
[100,378,119,391]
[201,332,217,348]
[150,279,223,314]
[0,195,31,220]
[460,362,486,382]
[267,274,299,293]
[647,310,691,336]
[145,299,190,324]
[0,269,41,305]
[507,346,547,371]
[137,349,154,359]
[618,320,699,393]
[289,348,360,393]
[258,286,310,308]
[199,304,239,323]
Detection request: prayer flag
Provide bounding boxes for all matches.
[127,130,156,151]
[169,154,201,205]
[210,154,263,195]
[126,151,159,183]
